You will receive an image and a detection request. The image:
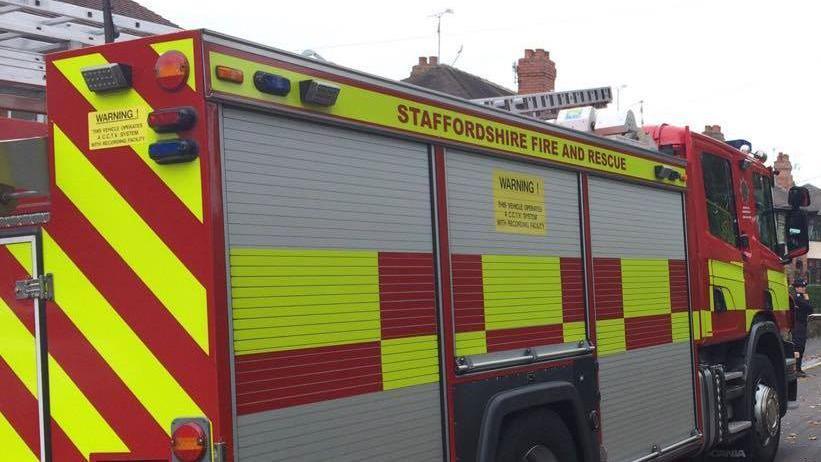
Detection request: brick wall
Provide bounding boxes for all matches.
[516,49,556,95]
[773,152,795,190]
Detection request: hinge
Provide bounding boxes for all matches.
[15,273,54,301]
[213,442,227,462]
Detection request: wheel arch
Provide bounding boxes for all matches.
[475,381,598,462]
[744,320,787,414]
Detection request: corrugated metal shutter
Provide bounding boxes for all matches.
[445,150,585,361]
[222,108,444,462]
[588,176,695,462]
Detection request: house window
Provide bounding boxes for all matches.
[808,259,821,285]
[702,152,738,246]
[810,215,821,242]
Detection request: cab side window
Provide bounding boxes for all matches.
[752,173,777,252]
[702,153,738,246]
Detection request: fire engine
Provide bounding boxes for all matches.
[0,28,810,462]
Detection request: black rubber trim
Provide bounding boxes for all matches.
[476,381,597,462]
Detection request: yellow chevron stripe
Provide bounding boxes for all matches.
[53,125,208,353]
[0,412,37,462]
[41,230,203,434]
[150,38,197,91]
[596,318,626,356]
[563,321,586,343]
[621,259,671,318]
[0,295,127,457]
[766,269,790,311]
[709,260,746,310]
[671,312,690,343]
[6,242,32,276]
[482,255,563,330]
[52,53,203,221]
[230,248,381,355]
[381,335,439,390]
[455,331,487,357]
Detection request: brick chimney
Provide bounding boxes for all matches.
[773,152,794,190]
[702,124,725,141]
[516,49,556,95]
[410,56,440,79]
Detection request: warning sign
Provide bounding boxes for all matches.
[493,169,546,235]
[88,107,148,150]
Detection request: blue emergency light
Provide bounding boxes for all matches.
[148,139,198,164]
[254,71,291,96]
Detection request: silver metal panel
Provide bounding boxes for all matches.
[222,108,432,252]
[236,384,443,462]
[588,176,694,462]
[445,149,581,256]
[588,176,685,259]
[222,108,443,461]
[598,343,695,462]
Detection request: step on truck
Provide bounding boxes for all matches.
[0,29,810,462]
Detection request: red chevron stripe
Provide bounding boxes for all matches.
[669,260,689,312]
[0,246,166,457]
[0,358,40,458]
[593,258,623,320]
[486,324,564,352]
[45,61,208,284]
[625,314,672,350]
[0,359,87,462]
[378,252,437,339]
[48,422,86,462]
[46,304,168,457]
[452,254,485,333]
[46,191,216,415]
[100,40,205,117]
[0,247,35,333]
[235,342,382,415]
[561,257,585,323]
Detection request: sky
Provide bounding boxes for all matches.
[141,0,821,184]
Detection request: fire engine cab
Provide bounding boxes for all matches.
[0,29,809,462]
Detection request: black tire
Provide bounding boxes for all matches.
[496,409,579,462]
[740,354,781,462]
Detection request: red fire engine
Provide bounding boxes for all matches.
[0,29,809,462]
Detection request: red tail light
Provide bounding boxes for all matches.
[148,107,197,133]
[155,50,190,91]
[170,422,207,462]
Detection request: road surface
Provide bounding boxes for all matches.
[776,337,821,462]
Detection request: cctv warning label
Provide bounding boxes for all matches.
[88,107,148,150]
[493,169,546,236]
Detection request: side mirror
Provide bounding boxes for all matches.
[788,186,811,209]
[784,209,809,259]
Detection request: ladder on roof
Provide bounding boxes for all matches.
[0,0,178,86]
[471,86,613,119]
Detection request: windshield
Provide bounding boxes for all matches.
[752,173,778,252]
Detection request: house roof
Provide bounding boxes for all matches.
[402,65,514,100]
[773,183,821,213]
[63,0,178,28]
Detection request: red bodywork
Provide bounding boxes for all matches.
[647,124,791,346]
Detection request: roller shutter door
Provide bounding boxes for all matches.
[445,150,586,365]
[222,109,444,461]
[588,176,695,462]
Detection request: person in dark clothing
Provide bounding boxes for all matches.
[792,278,813,377]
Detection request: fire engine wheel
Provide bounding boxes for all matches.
[743,354,781,462]
[496,409,579,462]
